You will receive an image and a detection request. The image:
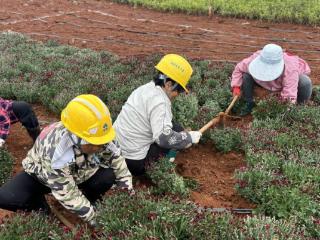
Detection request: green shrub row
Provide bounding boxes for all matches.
[147,157,190,197]
[236,98,320,238]
[0,192,314,240]
[0,213,93,240]
[0,32,237,128]
[96,191,314,240]
[111,0,320,25]
[0,148,13,185]
[209,127,242,153]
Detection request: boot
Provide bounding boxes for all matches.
[37,199,51,216]
[165,150,177,162]
[28,195,51,216]
[27,127,41,143]
[240,102,256,116]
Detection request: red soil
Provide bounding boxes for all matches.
[176,145,255,209]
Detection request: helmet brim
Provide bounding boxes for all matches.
[181,85,189,94]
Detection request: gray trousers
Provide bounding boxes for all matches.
[242,73,312,104]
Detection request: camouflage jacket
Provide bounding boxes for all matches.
[22,122,132,222]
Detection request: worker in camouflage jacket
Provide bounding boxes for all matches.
[0,94,132,227]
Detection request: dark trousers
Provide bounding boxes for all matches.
[0,168,115,212]
[12,101,40,142]
[126,123,184,176]
[242,73,312,104]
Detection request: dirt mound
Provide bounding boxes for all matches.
[176,144,255,209]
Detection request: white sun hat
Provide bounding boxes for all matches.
[248,44,284,81]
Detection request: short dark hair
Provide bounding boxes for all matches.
[153,72,172,86]
[153,72,185,93]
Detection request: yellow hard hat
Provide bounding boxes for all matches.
[155,54,193,93]
[61,94,116,145]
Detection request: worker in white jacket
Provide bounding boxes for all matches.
[114,54,202,176]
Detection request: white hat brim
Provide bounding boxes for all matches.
[248,56,284,82]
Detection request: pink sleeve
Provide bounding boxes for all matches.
[0,110,11,140]
[231,52,260,88]
[280,70,299,104]
[285,52,311,76]
[300,58,311,75]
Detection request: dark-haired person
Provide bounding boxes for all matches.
[114,54,202,176]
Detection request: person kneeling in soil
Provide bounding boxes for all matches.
[231,43,312,116]
[114,54,202,176]
[0,94,132,227]
[0,98,40,147]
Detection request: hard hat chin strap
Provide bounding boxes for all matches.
[69,132,85,156]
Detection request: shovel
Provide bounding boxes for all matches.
[199,95,240,134]
[51,205,107,238]
[50,205,75,230]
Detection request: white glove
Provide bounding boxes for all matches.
[88,219,97,227]
[128,188,136,196]
[189,131,202,144]
[0,138,5,148]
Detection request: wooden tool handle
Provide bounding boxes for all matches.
[199,112,223,133]
[51,205,76,230]
[225,95,239,115]
[198,95,239,134]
